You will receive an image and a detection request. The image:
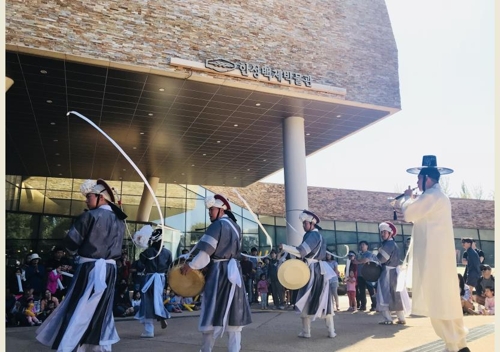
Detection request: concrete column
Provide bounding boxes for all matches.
[282,116,308,246]
[136,177,160,222]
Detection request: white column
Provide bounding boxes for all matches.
[136,177,160,222]
[282,116,308,246]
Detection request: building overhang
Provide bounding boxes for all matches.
[5,46,400,187]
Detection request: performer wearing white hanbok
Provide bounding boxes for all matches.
[281,210,336,339]
[135,228,172,338]
[36,179,126,352]
[399,156,469,352]
[180,194,252,352]
[375,221,408,325]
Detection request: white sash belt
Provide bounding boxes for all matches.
[214,258,241,339]
[141,273,166,318]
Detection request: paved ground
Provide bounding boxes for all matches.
[5,295,495,352]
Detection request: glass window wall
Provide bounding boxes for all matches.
[4,175,495,267]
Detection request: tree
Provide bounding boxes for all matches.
[459,181,471,199]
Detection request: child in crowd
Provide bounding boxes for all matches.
[257,273,269,310]
[458,273,477,315]
[46,264,64,298]
[481,287,495,315]
[131,290,142,315]
[164,290,183,313]
[346,270,357,312]
[24,298,42,326]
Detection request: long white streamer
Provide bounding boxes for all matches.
[232,188,274,260]
[67,111,165,259]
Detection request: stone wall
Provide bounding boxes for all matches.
[206,183,495,230]
[5,0,400,108]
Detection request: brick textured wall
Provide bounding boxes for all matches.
[5,0,400,108]
[206,183,495,230]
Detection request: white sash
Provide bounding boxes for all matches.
[214,258,241,339]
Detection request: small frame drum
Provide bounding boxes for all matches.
[277,259,310,290]
[361,261,382,282]
[168,264,205,297]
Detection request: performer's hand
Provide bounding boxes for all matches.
[180,262,192,275]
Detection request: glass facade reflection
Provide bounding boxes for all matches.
[4,175,495,268]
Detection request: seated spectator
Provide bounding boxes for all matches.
[39,300,57,320]
[480,286,495,315]
[163,290,183,313]
[458,274,477,315]
[113,284,134,317]
[24,298,42,326]
[9,300,25,327]
[181,296,200,311]
[475,265,495,306]
[6,288,19,327]
[40,290,60,313]
[131,290,142,315]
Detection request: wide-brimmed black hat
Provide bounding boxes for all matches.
[406,155,454,175]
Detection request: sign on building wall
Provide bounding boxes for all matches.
[205,58,312,87]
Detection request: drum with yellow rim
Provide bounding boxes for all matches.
[168,264,205,297]
[277,259,310,290]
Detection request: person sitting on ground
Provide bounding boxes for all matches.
[131,290,142,315]
[163,290,183,313]
[113,284,134,317]
[40,290,59,313]
[24,298,42,326]
[475,265,495,307]
[458,274,477,315]
[480,287,495,315]
[39,299,57,320]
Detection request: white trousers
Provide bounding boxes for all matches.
[142,318,154,335]
[200,330,241,352]
[429,318,468,352]
[76,344,111,352]
[381,310,405,322]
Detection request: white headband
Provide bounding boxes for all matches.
[205,196,227,210]
[299,212,316,224]
[80,179,112,203]
[379,222,393,234]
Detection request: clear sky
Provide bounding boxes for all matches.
[262,0,495,200]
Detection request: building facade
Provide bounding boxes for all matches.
[5,176,495,268]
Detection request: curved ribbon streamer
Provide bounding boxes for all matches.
[67,111,165,259]
[232,188,274,260]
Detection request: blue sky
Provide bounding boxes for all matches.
[263,0,495,200]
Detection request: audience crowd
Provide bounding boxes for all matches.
[5,238,493,328]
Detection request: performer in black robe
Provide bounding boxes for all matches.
[36,179,126,352]
[181,194,252,352]
[135,228,172,338]
[281,210,336,339]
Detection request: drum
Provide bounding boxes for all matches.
[168,264,205,297]
[277,259,310,290]
[361,261,382,282]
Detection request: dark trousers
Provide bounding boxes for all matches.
[356,276,376,309]
[270,279,284,307]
